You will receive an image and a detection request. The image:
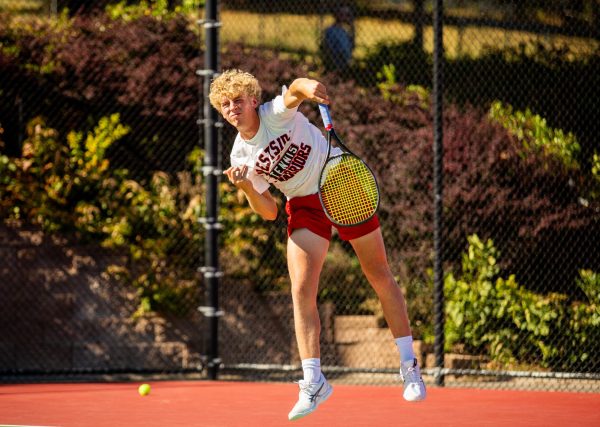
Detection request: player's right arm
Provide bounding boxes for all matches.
[224,165,278,221]
[284,78,330,109]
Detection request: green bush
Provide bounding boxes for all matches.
[568,270,600,368]
[376,63,430,109]
[444,234,562,365]
[0,114,129,230]
[106,0,205,21]
[0,115,202,316]
[445,234,599,371]
[490,100,600,203]
[489,101,581,171]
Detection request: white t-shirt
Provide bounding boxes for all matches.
[229,87,331,199]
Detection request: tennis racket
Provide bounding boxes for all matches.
[317,104,380,226]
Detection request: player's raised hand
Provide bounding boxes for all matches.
[285,78,330,109]
[301,79,330,105]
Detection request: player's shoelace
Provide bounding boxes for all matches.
[298,381,325,402]
[401,366,419,383]
[399,360,421,384]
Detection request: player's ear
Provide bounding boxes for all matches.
[250,97,259,108]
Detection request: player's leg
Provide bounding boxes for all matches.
[288,227,329,360]
[287,228,333,420]
[349,227,410,336]
[349,227,426,402]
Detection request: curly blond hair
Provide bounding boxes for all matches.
[209,69,262,113]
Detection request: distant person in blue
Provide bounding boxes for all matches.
[321,6,355,74]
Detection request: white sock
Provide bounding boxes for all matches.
[301,358,322,383]
[395,336,416,366]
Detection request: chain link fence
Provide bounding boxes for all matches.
[0,0,599,392]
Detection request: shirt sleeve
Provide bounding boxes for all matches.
[261,85,297,127]
[247,168,270,194]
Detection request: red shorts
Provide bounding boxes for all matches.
[285,193,380,241]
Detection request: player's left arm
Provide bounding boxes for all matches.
[223,165,278,221]
[284,78,330,109]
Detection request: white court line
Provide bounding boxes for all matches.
[0,425,61,427]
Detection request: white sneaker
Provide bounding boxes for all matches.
[288,375,333,421]
[400,358,427,402]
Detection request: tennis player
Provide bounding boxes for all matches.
[210,69,426,421]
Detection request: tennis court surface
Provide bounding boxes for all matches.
[1,380,599,426]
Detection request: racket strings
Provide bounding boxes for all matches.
[320,155,379,225]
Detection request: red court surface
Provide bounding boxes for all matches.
[1,380,599,427]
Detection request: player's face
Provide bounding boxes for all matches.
[220,94,258,129]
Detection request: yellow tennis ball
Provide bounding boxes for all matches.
[138,383,151,396]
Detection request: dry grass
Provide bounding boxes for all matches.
[2,3,596,59]
[219,10,598,60]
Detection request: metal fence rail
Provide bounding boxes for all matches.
[0,0,598,392]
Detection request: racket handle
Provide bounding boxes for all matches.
[318,104,333,131]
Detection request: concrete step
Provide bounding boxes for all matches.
[334,315,379,330]
[425,352,487,370]
[335,327,393,344]
[336,340,399,368]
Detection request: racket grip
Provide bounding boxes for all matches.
[318,104,333,130]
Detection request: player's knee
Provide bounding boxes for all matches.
[291,280,319,302]
[366,269,398,293]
